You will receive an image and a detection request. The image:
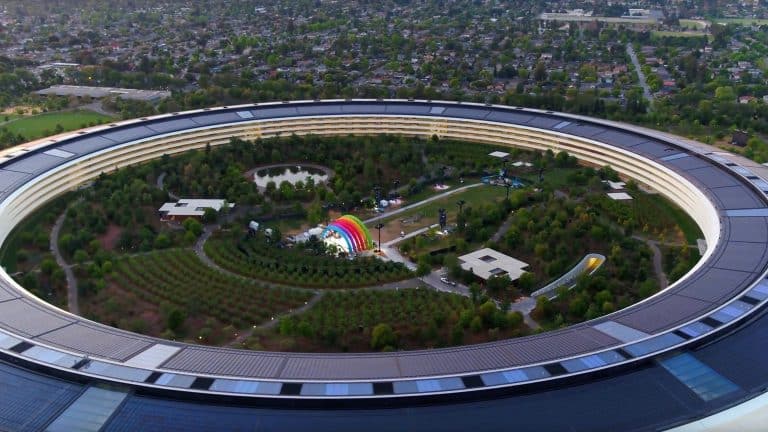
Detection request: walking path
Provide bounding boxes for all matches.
[50,206,80,315]
[490,213,516,243]
[633,235,670,290]
[156,172,180,200]
[227,290,326,347]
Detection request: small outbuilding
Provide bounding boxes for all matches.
[159,199,234,221]
[459,248,529,281]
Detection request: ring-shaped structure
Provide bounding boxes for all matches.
[0,100,767,430]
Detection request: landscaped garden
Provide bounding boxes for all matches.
[81,249,313,344]
[205,233,412,288]
[1,133,703,352]
[241,288,528,352]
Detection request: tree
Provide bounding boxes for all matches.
[533,62,547,82]
[202,207,218,224]
[73,249,89,264]
[517,272,534,292]
[40,258,56,275]
[714,86,736,102]
[371,323,397,350]
[167,308,186,332]
[183,218,203,236]
[416,256,431,276]
[154,233,171,249]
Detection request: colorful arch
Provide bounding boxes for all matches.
[321,214,374,254]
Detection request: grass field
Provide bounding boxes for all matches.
[652,30,708,39]
[373,185,508,229]
[711,18,768,26]
[679,19,708,29]
[3,110,112,140]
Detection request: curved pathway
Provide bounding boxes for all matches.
[227,290,326,347]
[156,172,180,200]
[50,207,79,315]
[633,235,669,290]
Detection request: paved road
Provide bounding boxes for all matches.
[626,43,653,107]
[364,182,483,225]
[50,208,79,315]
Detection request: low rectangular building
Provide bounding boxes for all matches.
[159,199,234,221]
[459,248,529,281]
[36,85,171,102]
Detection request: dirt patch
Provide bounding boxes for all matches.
[1,105,36,115]
[98,224,122,251]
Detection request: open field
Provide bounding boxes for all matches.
[652,30,708,39]
[3,110,112,140]
[679,19,708,29]
[538,13,657,24]
[711,18,768,26]
[372,185,507,233]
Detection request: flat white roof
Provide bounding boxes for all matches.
[459,248,529,281]
[159,199,233,217]
[603,180,626,190]
[607,192,633,200]
[512,161,533,167]
[488,151,510,158]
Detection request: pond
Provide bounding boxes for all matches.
[253,165,330,188]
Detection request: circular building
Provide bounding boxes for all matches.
[0,100,766,430]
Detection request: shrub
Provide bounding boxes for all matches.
[370,323,397,350]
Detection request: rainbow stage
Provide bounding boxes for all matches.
[321,215,374,254]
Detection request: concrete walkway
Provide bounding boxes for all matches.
[50,207,79,315]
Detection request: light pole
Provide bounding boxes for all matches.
[375,223,385,253]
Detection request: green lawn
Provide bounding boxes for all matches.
[711,18,768,26]
[652,30,708,38]
[371,185,508,228]
[678,19,707,29]
[0,113,22,124]
[4,110,112,140]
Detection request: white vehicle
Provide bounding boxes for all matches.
[440,277,456,286]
